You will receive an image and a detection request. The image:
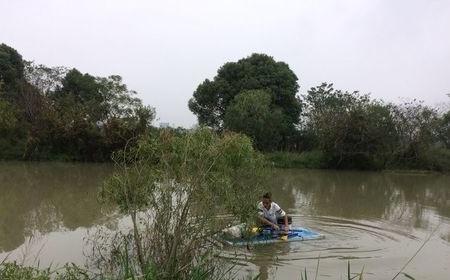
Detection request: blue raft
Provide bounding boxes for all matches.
[223,226,323,246]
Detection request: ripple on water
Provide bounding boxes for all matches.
[224,215,439,279]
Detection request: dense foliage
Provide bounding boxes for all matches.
[223,89,286,151]
[98,128,267,279]
[190,53,450,170]
[189,53,301,150]
[0,43,154,161]
[300,83,450,170]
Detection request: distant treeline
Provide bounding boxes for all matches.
[1,44,449,170]
[0,43,154,161]
[189,54,450,171]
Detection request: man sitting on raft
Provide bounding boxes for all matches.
[257,192,290,232]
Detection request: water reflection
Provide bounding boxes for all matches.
[0,162,111,252]
[249,243,292,279]
[270,169,450,229]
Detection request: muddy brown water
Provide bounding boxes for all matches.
[0,162,449,279]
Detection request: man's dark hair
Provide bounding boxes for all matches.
[262,192,272,199]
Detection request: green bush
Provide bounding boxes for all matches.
[424,147,450,172]
[98,128,268,279]
[0,262,51,280]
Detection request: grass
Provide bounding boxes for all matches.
[299,259,364,280]
[265,151,327,169]
[266,148,450,172]
[0,261,262,280]
[0,262,91,280]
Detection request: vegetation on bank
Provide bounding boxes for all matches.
[189,55,450,171]
[265,151,327,169]
[265,149,450,172]
[0,259,416,280]
[1,43,449,171]
[0,43,154,161]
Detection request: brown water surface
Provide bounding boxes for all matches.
[1,163,449,279]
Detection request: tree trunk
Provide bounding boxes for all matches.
[131,211,146,275]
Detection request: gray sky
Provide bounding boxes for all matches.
[1,0,449,127]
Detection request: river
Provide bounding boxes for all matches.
[0,162,449,279]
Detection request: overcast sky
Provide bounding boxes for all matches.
[1,0,449,127]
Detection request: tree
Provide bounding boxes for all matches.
[24,61,68,95]
[438,94,450,149]
[188,53,301,136]
[42,69,156,161]
[303,83,397,169]
[390,100,441,168]
[224,89,285,151]
[99,128,267,279]
[53,68,106,122]
[440,111,450,149]
[0,43,24,97]
[0,44,155,161]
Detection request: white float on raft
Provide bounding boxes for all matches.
[221,225,324,246]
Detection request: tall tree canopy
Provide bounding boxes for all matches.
[0,43,155,161]
[0,43,24,96]
[303,83,398,169]
[224,89,285,151]
[188,53,301,135]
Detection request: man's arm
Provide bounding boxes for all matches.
[258,216,280,230]
[274,203,288,232]
[283,215,289,230]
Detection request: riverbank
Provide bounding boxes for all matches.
[265,150,450,172]
[3,148,449,173]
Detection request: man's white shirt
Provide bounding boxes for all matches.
[257,202,286,224]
